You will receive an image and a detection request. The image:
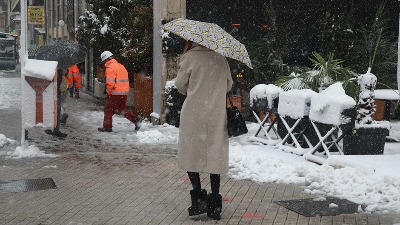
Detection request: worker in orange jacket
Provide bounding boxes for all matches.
[67,64,82,99]
[98,51,142,132]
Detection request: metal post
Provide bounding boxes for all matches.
[153,0,163,120]
[397,0,400,91]
[20,0,28,148]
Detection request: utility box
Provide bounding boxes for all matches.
[22,59,58,128]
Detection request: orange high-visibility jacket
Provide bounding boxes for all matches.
[104,59,130,95]
[67,64,82,89]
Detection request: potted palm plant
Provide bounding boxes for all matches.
[275,52,357,148]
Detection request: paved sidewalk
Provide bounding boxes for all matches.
[1,92,399,225]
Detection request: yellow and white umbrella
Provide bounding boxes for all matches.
[162,18,253,69]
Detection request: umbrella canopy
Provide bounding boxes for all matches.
[162,18,253,69]
[35,40,87,70]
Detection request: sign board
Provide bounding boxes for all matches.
[28,6,45,25]
[22,59,58,128]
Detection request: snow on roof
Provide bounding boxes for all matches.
[309,82,356,125]
[374,89,400,101]
[22,59,58,81]
[278,89,317,119]
[250,84,283,108]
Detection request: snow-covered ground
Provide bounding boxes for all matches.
[1,74,400,215]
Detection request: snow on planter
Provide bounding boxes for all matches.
[278,89,317,119]
[309,82,356,126]
[250,84,283,110]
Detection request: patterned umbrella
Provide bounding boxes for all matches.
[162,18,253,69]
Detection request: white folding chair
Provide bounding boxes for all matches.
[303,83,356,164]
[249,84,282,145]
[252,108,279,140]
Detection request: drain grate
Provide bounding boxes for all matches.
[274,197,359,217]
[0,178,57,193]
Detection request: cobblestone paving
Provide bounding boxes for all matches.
[0,85,399,224]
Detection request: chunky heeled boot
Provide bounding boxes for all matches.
[207,193,222,220]
[188,189,208,216]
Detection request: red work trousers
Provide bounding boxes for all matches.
[103,95,137,129]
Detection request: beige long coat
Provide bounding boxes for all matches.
[175,46,233,174]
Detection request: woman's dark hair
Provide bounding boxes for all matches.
[183,41,193,54]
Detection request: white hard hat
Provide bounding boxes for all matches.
[101,51,113,62]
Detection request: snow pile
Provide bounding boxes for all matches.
[229,138,400,214]
[22,59,58,80]
[309,82,356,125]
[278,89,317,119]
[135,130,177,144]
[7,145,58,159]
[0,134,16,147]
[250,84,283,108]
[0,78,20,109]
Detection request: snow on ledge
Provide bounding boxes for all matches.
[374,89,400,101]
[278,89,317,118]
[22,59,58,81]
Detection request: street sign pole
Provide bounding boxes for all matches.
[397,0,400,91]
[20,0,28,148]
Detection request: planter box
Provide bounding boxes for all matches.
[343,127,388,155]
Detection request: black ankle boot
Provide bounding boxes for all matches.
[188,189,208,216]
[207,193,222,220]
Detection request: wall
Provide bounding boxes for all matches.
[153,0,186,124]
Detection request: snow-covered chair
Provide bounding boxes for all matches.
[304,83,356,164]
[275,89,317,155]
[249,84,283,143]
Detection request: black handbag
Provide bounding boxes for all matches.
[226,95,248,137]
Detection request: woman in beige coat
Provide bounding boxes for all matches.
[175,41,233,220]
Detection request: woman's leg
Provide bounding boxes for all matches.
[187,171,201,191]
[210,174,220,194]
[208,174,222,220]
[187,171,207,216]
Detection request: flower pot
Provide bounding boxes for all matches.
[343,127,388,155]
[227,95,243,112]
